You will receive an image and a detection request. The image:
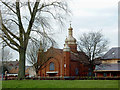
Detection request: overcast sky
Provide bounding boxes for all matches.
[54,0,119,49]
[1,0,119,62]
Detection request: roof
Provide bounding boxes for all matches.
[93,57,102,65]
[95,64,120,71]
[101,47,120,60]
[37,47,64,67]
[9,66,33,74]
[9,67,19,74]
[50,47,89,64]
[1,61,19,72]
[46,47,63,55]
[38,47,89,65]
[70,51,89,64]
[1,60,32,74]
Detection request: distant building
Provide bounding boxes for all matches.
[37,25,89,77]
[1,60,36,77]
[6,60,19,74]
[94,47,120,77]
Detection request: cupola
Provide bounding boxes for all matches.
[65,24,76,44]
[64,24,77,53]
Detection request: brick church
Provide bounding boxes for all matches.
[37,25,89,77]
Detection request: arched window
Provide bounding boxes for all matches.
[75,68,79,75]
[50,62,55,71]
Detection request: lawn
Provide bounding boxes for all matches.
[2,80,119,88]
[0,80,2,90]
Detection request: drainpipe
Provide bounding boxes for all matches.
[61,59,62,78]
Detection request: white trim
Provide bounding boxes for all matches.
[64,64,66,68]
[46,71,58,74]
[7,74,18,76]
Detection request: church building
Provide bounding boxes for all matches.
[37,25,89,77]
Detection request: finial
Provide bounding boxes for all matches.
[68,21,73,31]
[69,21,72,27]
[39,41,44,52]
[40,41,42,46]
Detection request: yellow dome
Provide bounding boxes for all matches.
[66,36,76,44]
[65,24,76,44]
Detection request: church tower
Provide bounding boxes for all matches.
[63,43,70,76]
[65,24,77,53]
[62,24,77,77]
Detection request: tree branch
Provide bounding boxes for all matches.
[41,10,56,19]
[26,1,40,35]
[28,1,32,16]
[1,36,18,51]
[1,32,19,49]
[37,2,60,11]
[1,1,16,14]
[2,23,20,41]
[16,1,25,42]
[7,19,19,26]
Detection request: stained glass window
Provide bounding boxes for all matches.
[75,68,79,75]
[50,62,54,71]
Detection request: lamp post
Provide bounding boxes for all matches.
[1,40,4,81]
[0,10,4,81]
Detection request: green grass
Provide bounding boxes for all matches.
[2,80,119,88]
[0,80,2,89]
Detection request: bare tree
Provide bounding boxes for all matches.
[2,47,13,61]
[0,0,70,79]
[77,31,109,77]
[26,40,40,76]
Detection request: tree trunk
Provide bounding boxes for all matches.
[89,60,94,79]
[90,64,94,79]
[18,48,26,80]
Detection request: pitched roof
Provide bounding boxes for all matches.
[4,61,19,67]
[93,57,102,65]
[37,47,64,67]
[50,47,89,64]
[2,61,19,72]
[70,51,89,64]
[9,66,33,74]
[1,60,32,74]
[38,47,89,65]
[101,47,120,60]
[46,47,63,56]
[95,64,120,71]
[9,67,19,74]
